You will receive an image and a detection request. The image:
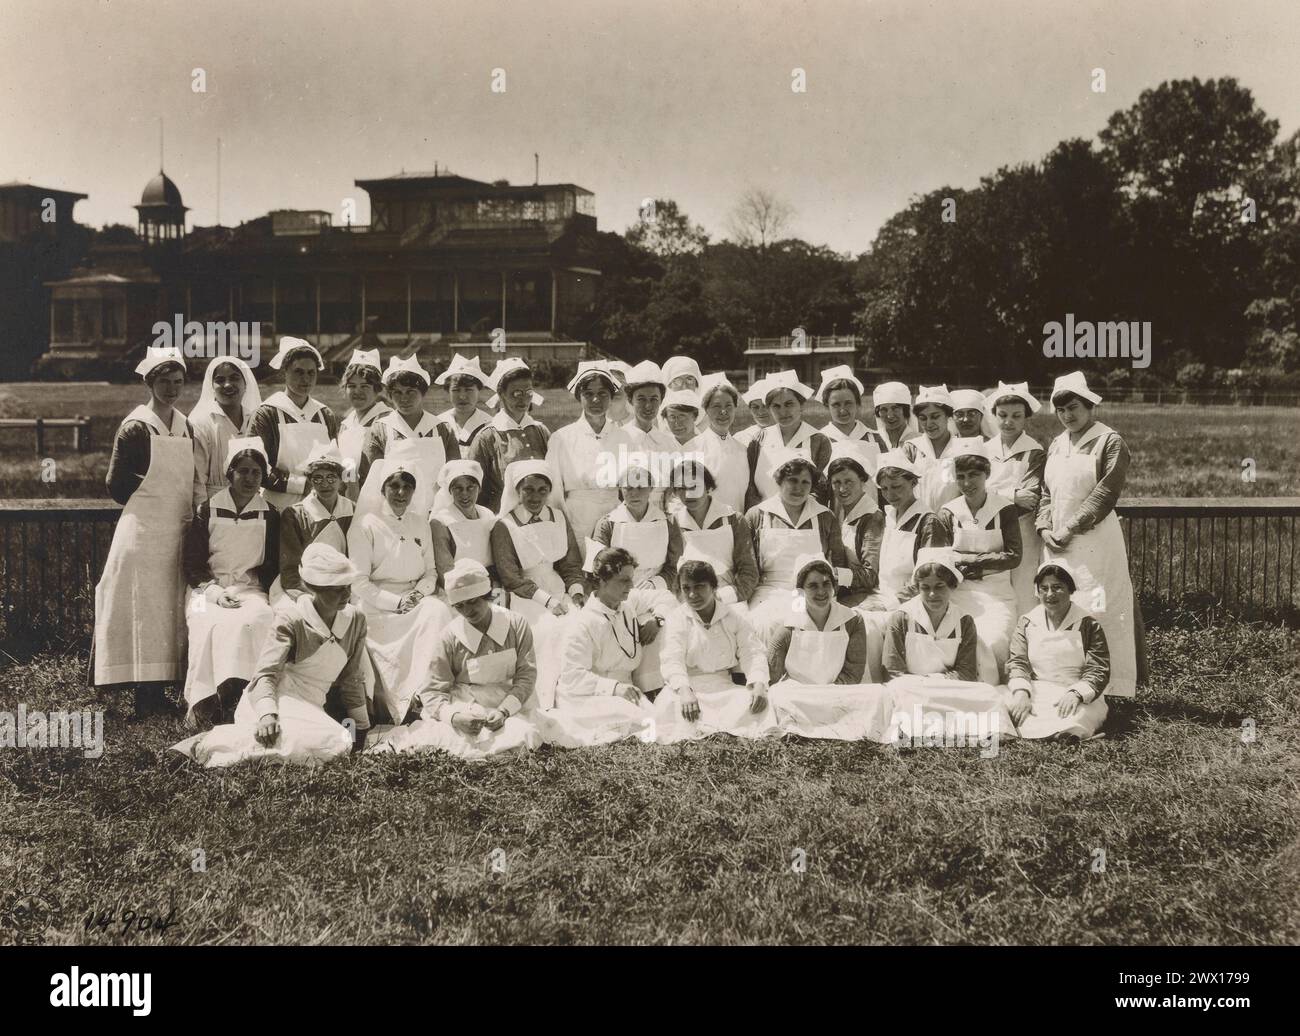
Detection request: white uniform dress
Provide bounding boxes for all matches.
[94,405,192,686]
[1040,423,1137,697]
[189,357,260,509]
[885,597,1011,742]
[750,422,823,502]
[182,489,276,714]
[347,501,453,723]
[673,498,751,610]
[541,596,657,747]
[370,606,544,760]
[695,428,749,516]
[356,411,450,522]
[546,416,637,544]
[748,497,833,622]
[1008,604,1109,739]
[653,600,778,743]
[986,431,1044,616]
[436,407,493,450]
[338,401,391,494]
[258,391,333,511]
[943,492,1018,683]
[768,601,893,742]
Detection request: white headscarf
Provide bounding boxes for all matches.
[431,458,485,515]
[499,459,556,518]
[190,356,261,427]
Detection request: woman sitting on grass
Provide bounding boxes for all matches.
[765,555,892,741]
[544,547,658,747]
[181,438,279,726]
[370,559,543,759]
[1006,561,1110,740]
[882,548,1010,737]
[171,543,370,768]
[653,556,775,744]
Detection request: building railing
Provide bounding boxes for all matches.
[1,497,1297,651]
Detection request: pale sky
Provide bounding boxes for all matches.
[3,0,1298,254]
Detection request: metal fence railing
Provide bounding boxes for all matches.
[1,497,1298,651]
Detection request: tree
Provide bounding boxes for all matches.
[727,188,794,253]
[624,198,709,259]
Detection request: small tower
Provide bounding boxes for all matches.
[135,171,188,243]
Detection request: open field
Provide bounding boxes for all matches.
[1,621,1297,945]
[1,382,1298,499]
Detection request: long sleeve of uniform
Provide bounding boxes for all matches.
[1006,616,1033,688]
[182,503,214,587]
[837,614,868,684]
[416,530,439,597]
[917,511,949,550]
[1013,449,1045,515]
[655,520,683,592]
[246,612,297,718]
[106,420,152,505]
[817,511,856,591]
[192,423,213,512]
[357,422,387,488]
[430,518,458,578]
[729,514,760,603]
[346,519,398,612]
[767,625,793,684]
[422,630,459,720]
[509,621,538,710]
[491,520,540,601]
[558,617,619,697]
[856,510,885,593]
[660,611,693,691]
[882,611,911,680]
[468,432,500,512]
[334,613,371,729]
[1077,615,1110,701]
[1037,433,1130,535]
[937,503,1022,579]
[954,615,979,682]
[260,506,281,593]
[279,507,307,596]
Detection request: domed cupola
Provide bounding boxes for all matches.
[135,170,188,243]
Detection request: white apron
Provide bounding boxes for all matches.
[356,423,446,522]
[505,515,570,709]
[681,523,740,603]
[565,488,620,546]
[265,413,330,511]
[654,670,779,744]
[750,523,823,617]
[93,410,192,685]
[1042,432,1137,697]
[986,445,1042,617]
[612,519,670,587]
[370,645,544,759]
[912,437,962,515]
[183,504,274,712]
[268,498,350,604]
[949,520,1016,683]
[443,509,495,567]
[769,622,894,742]
[1014,621,1109,740]
[887,600,1009,740]
[170,636,354,767]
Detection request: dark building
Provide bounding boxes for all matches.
[0,182,88,378]
[41,167,604,377]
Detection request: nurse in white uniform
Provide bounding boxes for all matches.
[1036,371,1141,698]
[181,437,278,724]
[695,374,749,515]
[337,348,390,498]
[190,355,261,510]
[766,555,893,742]
[744,371,832,510]
[250,337,338,511]
[356,354,461,522]
[734,377,775,447]
[546,361,636,543]
[347,459,453,724]
[869,381,919,453]
[543,546,658,747]
[430,459,497,579]
[94,346,193,712]
[619,360,667,444]
[882,548,1010,740]
[904,384,963,514]
[666,458,759,609]
[936,437,1021,683]
[434,353,494,449]
[950,388,997,440]
[1006,560,1110,740]
[818,365,881,477]
[984,382,1046,616]
[653,555,777,744]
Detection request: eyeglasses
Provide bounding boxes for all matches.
[310,473,341,485]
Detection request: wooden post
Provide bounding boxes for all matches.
[452,272,459,333]
[551,269,557,334]
[34,418,43,456]
[406,272,412,335]
[315,274,321,344]
[500,270,507,331]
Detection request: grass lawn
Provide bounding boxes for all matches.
[2,622,1297,945]
[1,382,1298,499]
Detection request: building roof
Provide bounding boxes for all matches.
[0,181,88,201]
[138,171,187,209]
[355,172,491,190]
